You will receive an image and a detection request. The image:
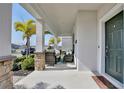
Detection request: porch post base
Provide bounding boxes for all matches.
[0,55,16,89]
[35,52,45,71]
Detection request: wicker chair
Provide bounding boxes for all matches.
[64,54,73,62]
[45,50,55,66]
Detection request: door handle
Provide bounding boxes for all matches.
[105,46,109,56]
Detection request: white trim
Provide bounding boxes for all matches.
[103,73,123,88]
[98,4,124,88]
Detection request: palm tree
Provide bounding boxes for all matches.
[49,37,55,45]
[49,37,62,47]
[14,19,36,55]
[44,31,53,35]
[57,37,61,44]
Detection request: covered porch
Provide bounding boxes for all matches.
[14,70,99,89]
[0,3,123,89]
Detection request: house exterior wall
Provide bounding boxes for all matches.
[74,4,123,88]
[97,4,124,88]
[62,36,72,51]
[73,25,78,67]
[74,4,117,72]
[0,4,12,57]
[97,4,116,19]
[74,11,97,71]
[97,4,116,73]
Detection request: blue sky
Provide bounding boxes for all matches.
[12,3,54,46]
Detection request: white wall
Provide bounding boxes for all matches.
[73,24,78,67]
[62,36,72,51]
[97,4,116,19]
[97,4,116,73]
[0,4,12,57]
[74,11,97,71]
[97,4,124,88]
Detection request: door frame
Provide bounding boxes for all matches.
[98,4,124,88]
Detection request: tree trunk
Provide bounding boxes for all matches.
[26,37,30,55]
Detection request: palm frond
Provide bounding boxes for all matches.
[57,37,62,44]
[27,24,36,36]
[49,37,55,45]
[26,19,35,26]
[44,31,53,35]
[14,22,25,32]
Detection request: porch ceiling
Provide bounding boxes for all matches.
[21,3,104,36]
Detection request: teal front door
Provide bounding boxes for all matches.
[105,11,123,83]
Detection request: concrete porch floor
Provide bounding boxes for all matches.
[14,70,100,89]
[45,63,76,71]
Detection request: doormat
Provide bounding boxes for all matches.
[92,76,117,89]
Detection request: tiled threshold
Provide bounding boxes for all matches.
[92,76,117,89]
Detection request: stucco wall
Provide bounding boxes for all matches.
[62,36,72,51]
[97,4,116,72]
[97,4,116,19]
[75,11,97,71]
[73,25,78,67]
[0,4,12,57]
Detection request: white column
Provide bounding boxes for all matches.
[36,20,44,52]
[0,4,14,89]
[35,20,45,70]
[54,36,58,49]
[0,4,12,57]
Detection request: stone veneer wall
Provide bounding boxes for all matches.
[0,56,15,89]
[35,52,45,70]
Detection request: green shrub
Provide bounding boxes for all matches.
[13,55,35,71]
[12,63,18,71]
[14,56,26,63]
[12,62,21,71]
[21,57,34,70]
[14,58,20,63]
[29,54,35,58]
[12,56,27,71]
